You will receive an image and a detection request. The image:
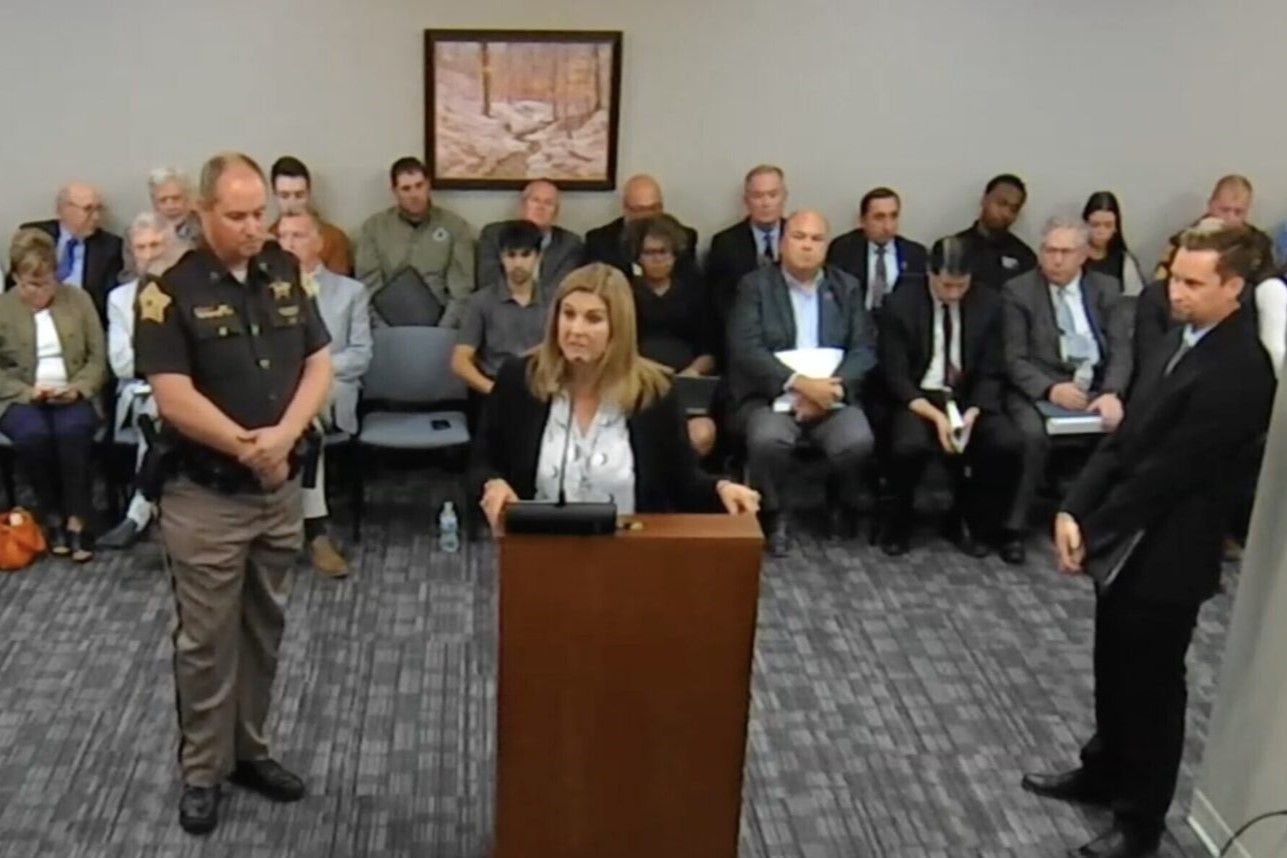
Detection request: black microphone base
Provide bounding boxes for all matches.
[504,502,618,536]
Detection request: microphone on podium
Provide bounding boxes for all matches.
[504,403,617,535]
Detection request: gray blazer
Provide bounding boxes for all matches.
[726,264,877,419]
[1002,268,1132,400]
[475,223,584,297]
[314,268,373,434]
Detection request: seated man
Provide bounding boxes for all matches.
[98,212,184,549]
[355,156,474,327]
[148,167,202,246]
[452,220,548,399]
[268,156,354,275]
[278,209,372,577]
[952,174,1037,291]
[825,186,929,311]
[877,236,1023,559]
[11,181,123,323]
[707,165,788,331]
[1154,174,1275,280]
[476,180,582,297]
[584,174,697,277]
[728,209,877,557]
[1002,218,1131,559]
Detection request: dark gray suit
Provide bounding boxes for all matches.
[727,264,877,510]
[1001,268,1131,531]
[475,223,584,298]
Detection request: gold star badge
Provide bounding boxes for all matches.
[270,280,293,300]
[138,281,172,324]
[301,274,319,298]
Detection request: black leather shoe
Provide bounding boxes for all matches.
[178,784,220,835]
[763,513,790,558]
[1021,768,1113,806]
[1069,824,1160,857]
[880,522,911,557]
[942,516,989,558]
[97,518,141,550]
[68,529,93,563]
[999,534,1026,565]
[229,758,305,802]
[828,504,859,541]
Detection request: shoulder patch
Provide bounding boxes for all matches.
[270,280,293,300]
[138,281,172,324]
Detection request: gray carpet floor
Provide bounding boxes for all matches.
[0,475,1233,857]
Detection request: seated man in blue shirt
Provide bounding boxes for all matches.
[726,210,877,556]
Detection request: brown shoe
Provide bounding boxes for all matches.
[309,535,349,578]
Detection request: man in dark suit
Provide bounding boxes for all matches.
[11,182,123,322]
[825,186,929,311]
[877,236,1022,557]
[706,165,788,331]
[727,210,877,556]
[584,174,697,277]
[476,180,583,299]
[953,174,1037,291]
[1023,226,1275,858]
[1001,218,1131,563]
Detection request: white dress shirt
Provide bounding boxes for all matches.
[534,394,636,514]
[920,300,963,391]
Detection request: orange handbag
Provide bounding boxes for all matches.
[0,508,47,571]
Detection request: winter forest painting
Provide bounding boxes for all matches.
[426,30,623,190]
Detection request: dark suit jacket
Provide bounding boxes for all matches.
[706,218,785,323]
[10,220,123,323]
[584,216,699,278]
[475,356,722,513]
[1002,269,1132,400]
[1062,308,1274,604]
[475,223,584,298]
[825,231,929,304]
[726,265,877,419]
[879,280,1005,413]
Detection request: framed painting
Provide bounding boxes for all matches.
[425,29,623,190]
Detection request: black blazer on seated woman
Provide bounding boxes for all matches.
[475,356,722,513]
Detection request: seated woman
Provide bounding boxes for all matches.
[0,229,107,561]
[625,214,718,457]
[1081,191,1146,296]
[475,263,758,533]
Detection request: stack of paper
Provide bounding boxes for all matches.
[772,348,845,413]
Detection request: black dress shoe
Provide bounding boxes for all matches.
[97,518,141,550]
[1021,767,1113,806]
[1069,824,1160,857]
[179,784,220,835]
[229,758,305,802]
[941,516,990,558]
[880,522,911,557]
[762,513,790,558]
[67,529,93,563]
[828,504,859,541]
[999,534,1026,565]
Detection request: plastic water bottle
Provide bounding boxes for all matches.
[438,501,460,554]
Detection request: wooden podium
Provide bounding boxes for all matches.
[495,514,763,858]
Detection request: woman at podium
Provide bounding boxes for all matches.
[476,263,759,532]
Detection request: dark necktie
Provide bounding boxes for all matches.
[760,229,775,265]
[871,245,889,308]
[943,303,961,389]
[58,238,79,282]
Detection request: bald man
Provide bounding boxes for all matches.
[584,174,698,277]
[727,210,877,556]
[475,180,584,296]
[11,181,123,321]
[1154,175,1274,281]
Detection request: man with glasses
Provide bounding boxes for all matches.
[1000,217,1131,563]
[11,182,123,322]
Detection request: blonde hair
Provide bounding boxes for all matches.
[527,263,672,413]
[8,228,57,278]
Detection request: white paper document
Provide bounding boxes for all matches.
[772,348,845,413]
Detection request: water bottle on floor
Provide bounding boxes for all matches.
[438,501,460,554]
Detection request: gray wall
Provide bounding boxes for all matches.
[1,0,1285,266]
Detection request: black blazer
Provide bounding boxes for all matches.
[878,279,1005,413]
[824,231,928,304]
[1062,308,1275,604]
[475,356,722,513]
[584,216,699,278]
[706,217,785,324]
[9,219,123,323]
[726,264,877,420]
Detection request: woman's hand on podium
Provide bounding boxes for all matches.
[481,478,519,536]
[716,480,760,516]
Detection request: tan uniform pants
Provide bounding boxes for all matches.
[160,475,302,787]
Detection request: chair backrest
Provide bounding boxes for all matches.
[363,326,466,405]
